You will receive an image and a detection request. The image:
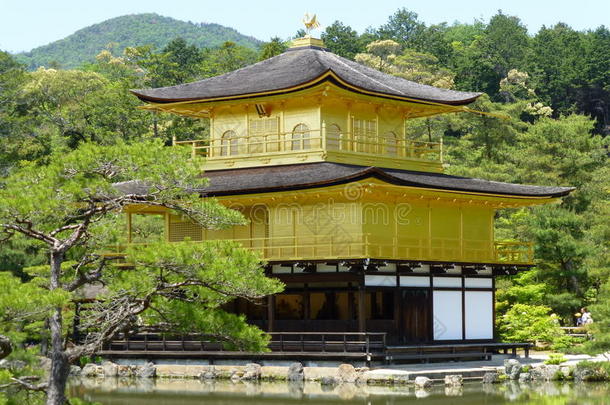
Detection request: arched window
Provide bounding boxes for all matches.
[326,124,341,150]
[384,131,398,156]
[220,130,238,156]
[291,123,310,150]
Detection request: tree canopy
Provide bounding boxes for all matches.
[0,141,282,404]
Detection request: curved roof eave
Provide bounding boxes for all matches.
[130,47,482,107]
[130,72,481,107]
[197,163,574,199]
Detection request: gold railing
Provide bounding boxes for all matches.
[173,129,442,163]
[103,235,533,265]
[493,241,534,264]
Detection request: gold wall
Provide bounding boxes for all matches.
[162,182,532,264]
[181,86,443,172]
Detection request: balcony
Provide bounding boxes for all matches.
[104,235,534,266]
[173,128,443,172]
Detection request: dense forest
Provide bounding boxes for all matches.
[14,13,261,70]
[0,8,608,355]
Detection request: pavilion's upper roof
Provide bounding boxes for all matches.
[114,162,574,199]
[131,45,481,106]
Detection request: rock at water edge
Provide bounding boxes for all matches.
[101,361,118,377]
[241,363,262,381]
[504,359,522,380]
[414,376,432,389]
[287,362,304,382]
[482,372,500,384]
[69,365,82,376]
[444,374,463,386]
[81,363,101,377]
[135,362,156,378]
[337,364,358,383]
[320,375,339,386]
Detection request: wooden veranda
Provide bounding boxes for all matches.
[99,331,531,366]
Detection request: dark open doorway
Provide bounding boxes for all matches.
[400,289,430,343]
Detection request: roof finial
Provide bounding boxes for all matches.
[302,13,320,37]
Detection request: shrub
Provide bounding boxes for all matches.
[550,335,584,352]
[545,353,567,365]
[78,355,102,367]
[498,304,563,344]
[574,361,610,381]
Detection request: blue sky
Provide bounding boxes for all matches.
[1,0,608,53]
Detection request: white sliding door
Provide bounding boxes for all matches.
[464,291,493,339]
[433,290,462,340]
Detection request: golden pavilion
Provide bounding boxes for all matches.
[127,36,573,346]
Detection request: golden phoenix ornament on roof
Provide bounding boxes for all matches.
[302,13,320,35]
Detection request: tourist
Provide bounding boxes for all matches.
[581,308,593,325]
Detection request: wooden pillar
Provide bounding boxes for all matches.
[267,295,275,332]
[492,277,497,341]
[303,288,310,324]
[164,212,170,242]
[394,288,401,344]
[358,286,366,332]
[348,289,355,330]
[126,212,132,244]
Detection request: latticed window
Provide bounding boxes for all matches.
[291,123,310,150]
[249,117,279,153]
[169,217,203,242]
[326,123,341,150]
[220,130,238,156]
[384,131,398,156]
[352,118,376,153]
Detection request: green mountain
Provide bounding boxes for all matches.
[15,13,262,70]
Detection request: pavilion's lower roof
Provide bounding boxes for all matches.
[113,162,573,199]
[195,163,573,198]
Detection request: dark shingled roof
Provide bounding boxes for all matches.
[114,163,573,198]
[131,46,481,105]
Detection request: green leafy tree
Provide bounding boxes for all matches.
[449,33,501,95]
[321,21,364,59]
[0,272,55,404]
[498,303,563,344]
[584,27,610,90]
[443,20,486,45]
[124,38,204,88]
[392,49,455,88]
[490,115,606,322]
[0,51,35,167]
[201,41,257,78]
[483,11,531,79]
[159,37,205,84]
[587,279,610,357]
[355,40,401,72]
[446,12,530,98]
[16,67,152,149]
[417,23,453,65]
[0,140,282,405]
[376,8,426,49]
[258,37,288,60]
[529,23,588,115]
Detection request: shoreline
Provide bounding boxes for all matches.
[70,353,610,386]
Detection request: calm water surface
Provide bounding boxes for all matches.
[69,378,610,405]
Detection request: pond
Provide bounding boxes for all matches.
[69,378,610,405]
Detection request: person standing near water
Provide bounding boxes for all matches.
[581,308,593,325]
